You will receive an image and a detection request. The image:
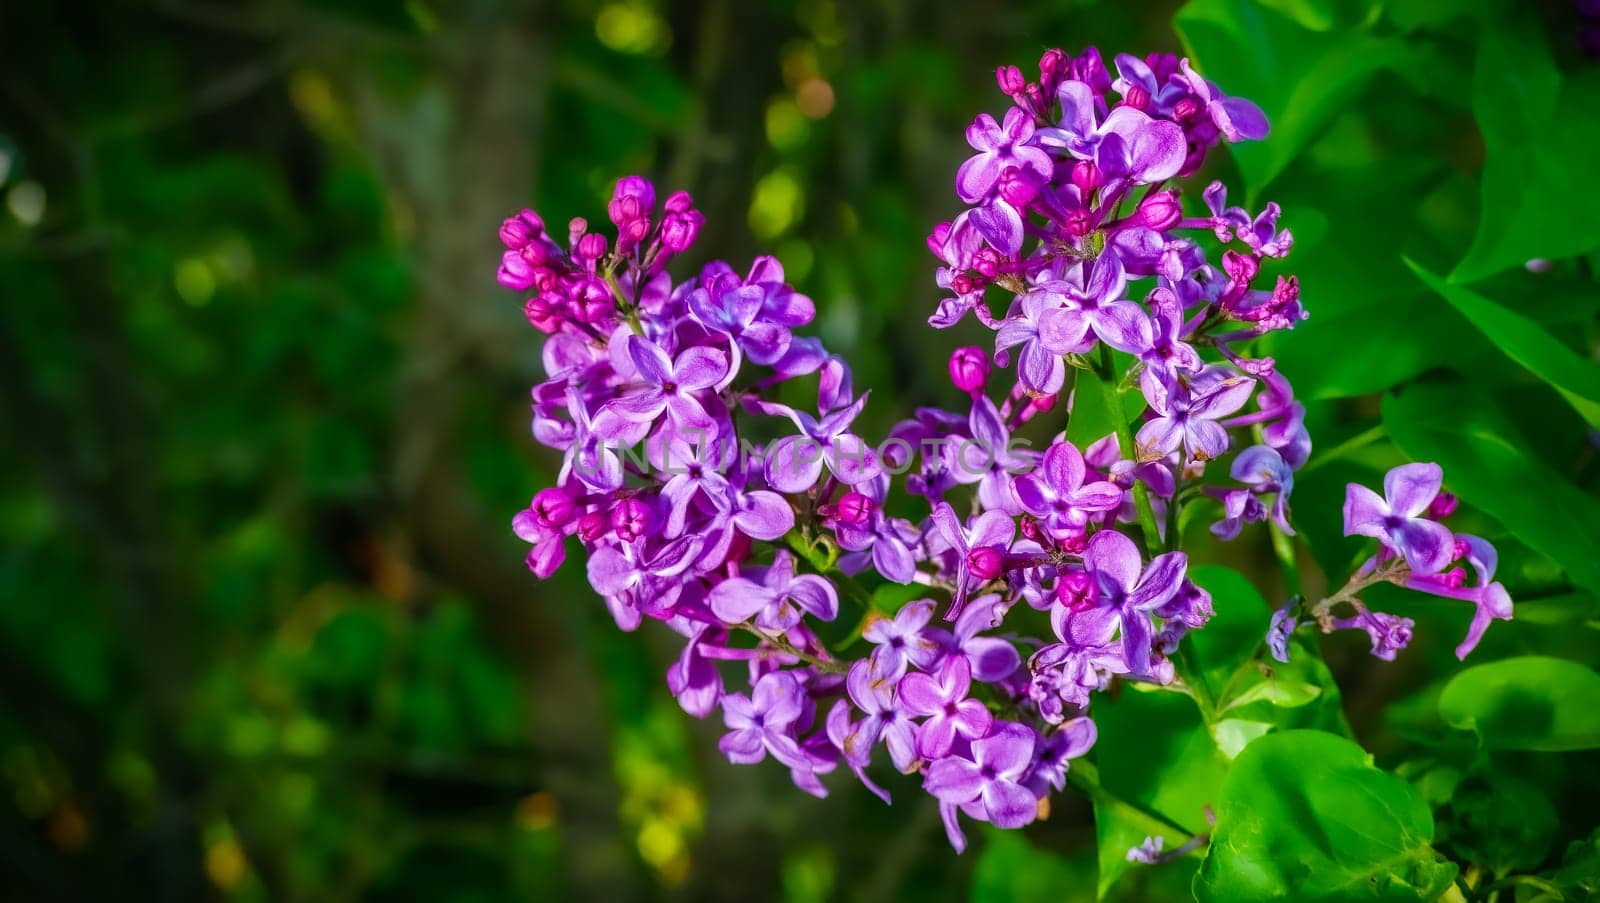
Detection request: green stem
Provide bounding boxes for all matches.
[1269,520,1302,598]
[1066,760,1199,844]
[1095,344,1162,554]
[1298,423,1384,476]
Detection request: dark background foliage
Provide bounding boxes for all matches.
[2,0,1597,900]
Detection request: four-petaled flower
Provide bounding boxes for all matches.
[923,721,1039,828]
[900,655,994,759]
[1343,462,1454,575]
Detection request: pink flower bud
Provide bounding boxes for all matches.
[834,490,874,526]
[664,190,695,214]
[1071,160,1101,194]
[972,248,1002,279]
[1172,97,1201,124]
[949,346,990,393]
[967,546,1004,581]
[523,295,562,333]
[1136,192,1182,230]
[576,511,608,542]
[498,249,537,290]
[1056,569,1093,609]
[608,176,656,229]
[611,497,651,543]
[996,64,1026,96]
[998,165,1041,208]
[1121,84,1151,111]
[576,232,608,262]
[531,487,577,528]
[1428,491,1459,521]
[661,209,704,253]
[500,209,543,249]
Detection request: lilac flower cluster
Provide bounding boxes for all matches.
[499,47,1513,850]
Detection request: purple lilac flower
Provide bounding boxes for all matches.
[924,722,1040,828]
[1014,439,1124,542]
[1136,369,1256,463]
[709,550,839,630]
[1059,530,1188,676]
[899,655,994,759]
[928,503,1016,619]
[1331,608,1415,662]
[719,670,811,766]
[1343,463,1455,575]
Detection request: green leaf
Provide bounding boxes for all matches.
[1452,26,1600,281]
[1222,679,1322,712]
[1092,689,1227,898]
[1382,377,1600,593]
[1176,0,1408,196]
[1407,260,1600,429]
[1438,655,1600,751]
[1194,731,1457,902]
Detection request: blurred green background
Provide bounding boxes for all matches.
[3,0,1598,900]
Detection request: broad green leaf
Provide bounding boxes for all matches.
[1408,260,1600,429]
[1382,377,1600,593]
[1452,26,1600,281]
[1176,0,1408,196]
[1438,656,1600,751]
[1194,731,1457,902]
[1093,689,1227,898]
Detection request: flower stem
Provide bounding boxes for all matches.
[1298,423,1384,476]
[1066,760,1199,845]
[1094,344,1162,554]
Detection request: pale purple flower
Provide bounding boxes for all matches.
[899,655,994,759]
[923,721,1039,828]
[943,396,1034,515]
[995,292,1079,395]
[605,334,729,431]
[956,107,1053,204]
[835,659,919,774]
[862,598,942,680]
[1013,439,1124,540]
[1174,59,1270,143]
[1211,444,1294,539]
[1057,529,1188,676]
[1343,463,1455,575]
[924,594,1023,683]
[586,534,702,629]
[1023,717,1096,795]
[1332,608,1414,661]
[835,511,921,584]
[1266,603,1298,664]
[719,670,810,767]
[1136,371,1255,463]
[1036,82,1186,183]
[1034,253,1150,355]
[709,549,838,629]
